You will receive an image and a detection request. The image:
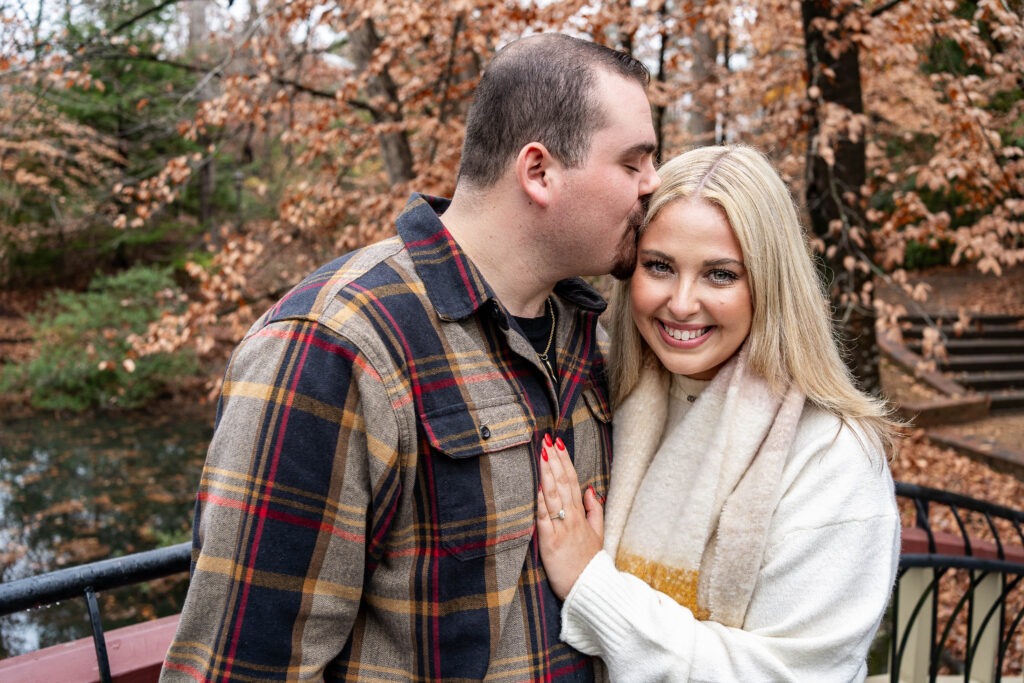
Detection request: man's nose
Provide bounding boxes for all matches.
[639,159,661,197]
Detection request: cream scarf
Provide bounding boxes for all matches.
[603,345,806,628]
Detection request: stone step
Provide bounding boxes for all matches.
[939,353,1024,372]
[953,369,1024,390]
[901,324,1024,340]
[893,393,990,427]
[907,338,1024,355]
[887,312,1024,415]
[990,389,1024,411]
[901,313,1024,326]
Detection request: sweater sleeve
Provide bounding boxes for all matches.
[561,416,901,683]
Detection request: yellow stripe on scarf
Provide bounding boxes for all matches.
[615,549,709,620]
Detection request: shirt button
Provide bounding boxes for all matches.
[480,425,491,439]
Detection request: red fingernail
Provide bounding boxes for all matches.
[555,437,565,450]
[588,485,595,497]
[542,449,548,461]
[544,433,553,447]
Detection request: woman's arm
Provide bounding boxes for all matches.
[539,425,900,682]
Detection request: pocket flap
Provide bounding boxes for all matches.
[421,396,532,458]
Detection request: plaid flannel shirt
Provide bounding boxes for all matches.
[162,194,613,682]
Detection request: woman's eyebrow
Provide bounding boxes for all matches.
[638,248,674,261]
[704,258,745,268]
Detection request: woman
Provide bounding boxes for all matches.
[536,145,902,682]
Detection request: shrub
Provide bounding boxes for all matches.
[904,238,956,270]
[0,265,198,411]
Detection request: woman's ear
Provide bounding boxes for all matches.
[516,142,559,208]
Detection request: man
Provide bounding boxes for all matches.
[161,32,659,682]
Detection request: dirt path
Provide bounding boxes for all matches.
[875,262,1024,317]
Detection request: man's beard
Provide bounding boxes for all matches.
[609,200,648,280]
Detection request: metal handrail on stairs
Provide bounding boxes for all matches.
[876,482,1024,683]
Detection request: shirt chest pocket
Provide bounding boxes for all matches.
[420,396,536,561]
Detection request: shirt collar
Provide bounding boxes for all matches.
[397,193,607,321]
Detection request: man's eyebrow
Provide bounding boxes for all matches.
[622,142,657,158]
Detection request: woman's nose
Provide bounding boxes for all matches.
[666,283,700,319]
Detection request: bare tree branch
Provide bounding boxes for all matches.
[870,0,909,18]
[110,0,186,36]
[109,52,380,116]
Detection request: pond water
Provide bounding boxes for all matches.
[0,408,213,658]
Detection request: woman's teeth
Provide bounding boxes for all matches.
[663,324,709,341]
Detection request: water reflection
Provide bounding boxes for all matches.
[0,409,212,658]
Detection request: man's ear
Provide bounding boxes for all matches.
[516,142,559,208]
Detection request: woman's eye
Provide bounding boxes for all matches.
[708,269,738,284]
[642,259,672,275]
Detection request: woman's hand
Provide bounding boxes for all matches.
[536,434,605,600]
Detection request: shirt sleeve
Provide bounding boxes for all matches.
[161,317,401,681]
[560,425,901,683]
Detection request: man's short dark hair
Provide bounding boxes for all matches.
[457,34,650,188]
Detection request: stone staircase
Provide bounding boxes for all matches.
[901,313,1024,411]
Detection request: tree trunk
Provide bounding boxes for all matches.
[349,19,416,185]
[187,0,207,48]
[652,2,670,162]
[801,0,880,394]
[184,0,216,232]
[690,3,718,145]
[198,154,215,229]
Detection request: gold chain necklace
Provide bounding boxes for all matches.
[537,297,557,383]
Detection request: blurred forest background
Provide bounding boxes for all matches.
[0,0,1022,410]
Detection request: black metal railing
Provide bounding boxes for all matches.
[0,542,191,683]
[886,482,1024,682]
[2,485,1023,682]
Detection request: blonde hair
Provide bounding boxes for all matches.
[608,145,901,454]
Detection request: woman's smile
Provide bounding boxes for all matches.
[657,322,713,345]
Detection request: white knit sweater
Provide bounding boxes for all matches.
[561,404,901,682]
